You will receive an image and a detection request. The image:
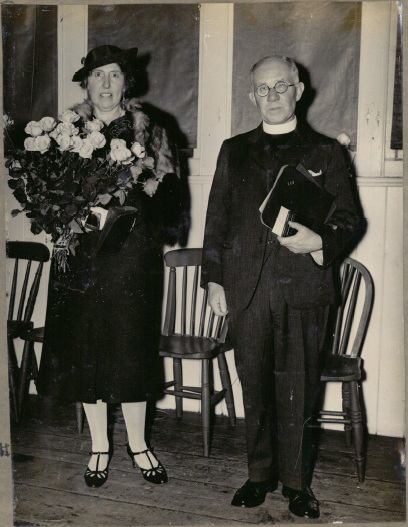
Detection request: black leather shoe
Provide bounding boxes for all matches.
[282,485,320,518]
[231,479,277,507]
[84,451,110,488]
[127,444,168,484]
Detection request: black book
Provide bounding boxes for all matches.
[259,164,336,237]
[93,206,138,255]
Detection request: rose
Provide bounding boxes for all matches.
[24,137,37,151]
[110,138,134,164]
[35,135,51,154]
[3,115,14,127]
[78,139,94,159]
[144,178,159,197]
[84,119,104,133]
[337,133,351,146]
[131,141,146,159]
[24,121,43,137]
[59,109,80,123]
[89,131,106,149]
[55,133,73,152]
[71,136,84,153]
[40,116,56,132]
[49,128,60,141]
[143,156,155,170]
[56,122,79,136]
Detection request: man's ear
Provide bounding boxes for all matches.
[249,91,257,106]
[295,82,305,102]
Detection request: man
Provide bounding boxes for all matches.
[201,56,359,518]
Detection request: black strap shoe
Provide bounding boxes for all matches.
[282,485,320,519]
[84,451,110,488]
[231,479,277,508]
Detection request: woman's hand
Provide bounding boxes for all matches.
[277,221,323,254]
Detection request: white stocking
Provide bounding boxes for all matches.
[122,401,158,470]
[83,400,109,471]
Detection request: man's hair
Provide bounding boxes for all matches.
[250,55,299,89]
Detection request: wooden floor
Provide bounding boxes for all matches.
[10,396,406,526]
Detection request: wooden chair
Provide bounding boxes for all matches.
[318,257,374,482]
[6,241,50,421]
[159,248,236,456]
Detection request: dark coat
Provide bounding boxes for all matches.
[37,102,181,403]
[201,122,360,311]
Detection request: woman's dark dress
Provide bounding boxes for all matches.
[37,113,178,403]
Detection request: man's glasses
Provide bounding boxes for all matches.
[90,70,124,80]
[255,81,298,97]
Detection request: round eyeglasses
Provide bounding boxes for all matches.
[255,81,298,97]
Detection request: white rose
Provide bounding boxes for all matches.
[71,136,84,153]
[59,109,80,123]
[143,178,159,197]
[49,128,60,141]
[25,121,43,137]
[24,137,37,151]
[85,119,104,133]
[337,133,351,146]
[131,141,146,158]
[35,135,51,154]
[40,116,56,132]
[110,138,134,163]
[56,133,73,152]
[56,122,78,136]
[89,131,106,149]
[78,139,94,159]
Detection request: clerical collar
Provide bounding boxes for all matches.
[263,117,297,135]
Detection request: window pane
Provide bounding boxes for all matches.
[88,5,200,150]
[232,3,361,144]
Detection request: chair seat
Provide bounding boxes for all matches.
[321,354,361,382]
[19,326,45,343]
[159,335,222,359]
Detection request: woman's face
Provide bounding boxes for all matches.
[87,63,126,113]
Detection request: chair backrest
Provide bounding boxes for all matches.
[331,257,374,358]
[162,248,227,341]
[6,241,50,325]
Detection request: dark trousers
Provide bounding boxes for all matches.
[228,254,329,490]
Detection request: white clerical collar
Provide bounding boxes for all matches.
[263,117,297,135]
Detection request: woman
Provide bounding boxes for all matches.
[37,45,181,488]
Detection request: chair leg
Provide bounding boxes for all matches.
[75,402,84,434]
[201,359,211,457]
[7,336,19,422]
[173,358,183,419]
[350,380,365,482]
[18,339,33,416]
[342,382,352,447]
[217,352,236,426]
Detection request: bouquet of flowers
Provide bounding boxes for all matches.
[5,110,161,269]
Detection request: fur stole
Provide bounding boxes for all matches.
[70,98,180,181]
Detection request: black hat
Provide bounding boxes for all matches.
[72,45,139,82]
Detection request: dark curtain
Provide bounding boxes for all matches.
[2,5,58,150]
[88,4,200,150]
[232,3,361,145]
[391,4,402,150]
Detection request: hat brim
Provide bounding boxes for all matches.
[72,46,139,82]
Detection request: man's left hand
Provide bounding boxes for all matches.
[277,221,323,254]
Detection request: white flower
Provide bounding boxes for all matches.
[337,133,351,146]
[49,128,60,141]
[40,116,56,132]
[84,119,104,133]
[131,141,146,158]
[59,109,80,123]
[143,156,155,170]
[110,138,134,164]
[24,137,37,151]
[25,121,43,137]
[78,139,94,159]
[35,135,51,154]
[55,133,73,152]
[71,136,84,153]
[3,115,13,128]
[144,178,159,197]
[56,122,79,136]
[89,131,106,149]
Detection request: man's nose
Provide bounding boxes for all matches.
[267,87,279,102]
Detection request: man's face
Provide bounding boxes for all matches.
[249,59,304,125]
